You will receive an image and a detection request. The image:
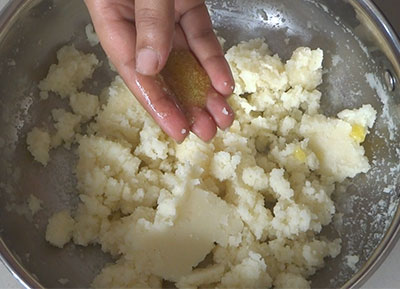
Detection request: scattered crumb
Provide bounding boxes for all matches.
[26,128,51,166]
[39,91,49,100]
[7,59,16,66]
[45,210,75,248]
[345,255,359,271]
[85,23,99,47]
[58,278,70,285]
[28,194,42,216]
[331,55,343,67]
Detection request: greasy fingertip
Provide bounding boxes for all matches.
[128,74,190,143]
[206,90,235,130]
[188,107,217,142]
[134,0,174,75]
[218,77,235,96]
[164,121,190,143]
[203,56,235,96]
[149,102,190,143]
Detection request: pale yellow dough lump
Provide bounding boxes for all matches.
[29,38,377,289]
[69,91,99,120]
[27,46,100,154]
[45,210,75,248]
[28,194,42,216]
[38,45,98,98]
[26,127,51,166]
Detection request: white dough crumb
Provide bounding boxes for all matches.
[331,54,343,67]
[39,91,49,100]
[7,59,16,66]
[345,255,359,271]
[58,278,70,285]
[26,128,51,166]
[28,194,42,216]
[85,23,99,47]
[45,210,75,248]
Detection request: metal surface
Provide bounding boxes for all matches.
[0,0,399,288]
[384,70,395,92]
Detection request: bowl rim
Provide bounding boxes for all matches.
[0,0,399,288]
[0,0,45,287]
[341,0,400,288]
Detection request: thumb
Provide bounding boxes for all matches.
[135,0,175,76]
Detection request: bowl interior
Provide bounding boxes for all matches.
[0,0,399,288]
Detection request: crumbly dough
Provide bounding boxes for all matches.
[345,254,359,271]
[69,91,99,120]
[26,127,51,166]
[28,194,42,216]
[29,38,376,289]
[85,24,100,47]
[45,210,75,248]
[38,45,98,98]
[50,108,82,149]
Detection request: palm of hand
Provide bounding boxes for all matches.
[85,0,235,142]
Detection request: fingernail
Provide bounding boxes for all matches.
[136,48,159,75]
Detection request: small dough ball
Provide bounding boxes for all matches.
[27,127,51,166]
[337,104,377,128]
[51,109,82,148]
[38,45,98,98]
[211,151,241,181]
[85,23,100,47]
[225,38,288,94]
[28,194,42,216]
[45,210,75,248]
[242,166,269,191]
[285,47,323,91]
[269,168,294,200]
[69,91,99,120]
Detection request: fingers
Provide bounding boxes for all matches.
[187,107,217,142]
[170,25,234,141]
[132,74,190,142]
[206,89,235,130]
[84,0,189,143]
[84,0,235,143]
[135,0,175,75]
[84,0,136,74]
[178,2,235,96]
[186,88,234,141]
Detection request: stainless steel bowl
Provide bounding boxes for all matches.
[0,0,399,288]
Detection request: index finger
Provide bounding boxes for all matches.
[177,2,235,96]
[84,0,190,142]
[135,0,175,75]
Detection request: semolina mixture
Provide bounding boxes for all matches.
[27,38,376,288]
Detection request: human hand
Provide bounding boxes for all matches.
[84,0,235,142]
